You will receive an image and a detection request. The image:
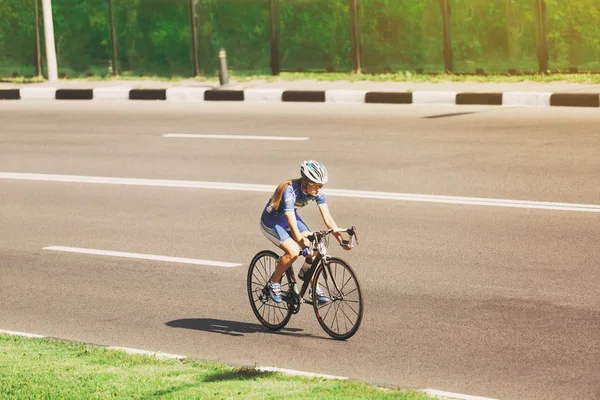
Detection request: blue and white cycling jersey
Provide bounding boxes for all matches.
[260,181,326,245]
[261,181,326,228]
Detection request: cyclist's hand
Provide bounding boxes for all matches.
[302,246,316,258]
[340,240,353,251]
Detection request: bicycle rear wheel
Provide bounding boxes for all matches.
[247,250,293,330]
[312,257,363,340]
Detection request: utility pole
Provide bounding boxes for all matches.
[440,0,453,73]
[268,0,280,75]
[189,0,199,76]
[41,0,58,81]
[349,0,362,73]
[535,0,548,72]
[34,0,42,77]
[108,0,119,76]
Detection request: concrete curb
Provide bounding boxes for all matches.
[0,328,497,400]
[0,87,598,108]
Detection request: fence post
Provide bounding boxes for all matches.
[189,0,200,77]
[219,49,229,86]
[535,0,549,72]
[108,0,119,76]
[349,0,362,73]
[34,0,42,77]
[440,0,453,73]
[268,0,280,75]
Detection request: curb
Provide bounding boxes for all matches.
[0,87,598,108]
[0,329,497,400]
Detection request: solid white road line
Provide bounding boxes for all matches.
[3,172,600,213]
[163,134,309,141]
[423,389,498,400]
[43,246,241,268]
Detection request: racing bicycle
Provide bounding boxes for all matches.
[247,227,363,340]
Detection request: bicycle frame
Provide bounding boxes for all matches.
[283,253,322,305]
[281,227,357,307]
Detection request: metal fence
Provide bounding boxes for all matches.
[1,0,599,78]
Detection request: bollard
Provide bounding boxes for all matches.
[218,49,229,86]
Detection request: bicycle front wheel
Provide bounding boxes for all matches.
[247,250,293,331]
[312,257,363,340]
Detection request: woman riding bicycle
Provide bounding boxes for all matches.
[260,160,352,304]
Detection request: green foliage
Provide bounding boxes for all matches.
[0,0,599,77]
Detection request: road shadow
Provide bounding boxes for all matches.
[165,318,325,340]
[204,367,275,382]
[148,368,275,397]
[423,111,477,119]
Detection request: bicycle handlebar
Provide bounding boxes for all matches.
[297,226,358,256]
[307,226,357,243]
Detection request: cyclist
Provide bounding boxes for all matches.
[259,160,352,304]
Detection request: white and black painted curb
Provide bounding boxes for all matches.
[0,87,599,108]
[0,329,497,400]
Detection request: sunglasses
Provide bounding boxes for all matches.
[307,182,323,189]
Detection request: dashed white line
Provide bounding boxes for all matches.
[163,134,309,141]
[43,246,241,268]
[3,172,600,214]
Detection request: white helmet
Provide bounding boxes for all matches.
[300,160,328,184]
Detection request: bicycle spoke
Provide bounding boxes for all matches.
[253,268,268,284]
[338,302,355,327]
[339,274,354,293]
[277,304,288,321]
[252,291,262,303]
[260,256,275,278]
[342,287,358,297]
[255,264,268,284]
[320,301,334,321]
[340,303,349,334]
[333,301,341,333]
[342,301,360,316]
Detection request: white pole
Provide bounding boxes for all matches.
[41,0,58,82]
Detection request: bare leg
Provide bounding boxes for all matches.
[270,238,300,284]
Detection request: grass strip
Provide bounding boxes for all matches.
[0,334,433,400]
[3,71,600,85]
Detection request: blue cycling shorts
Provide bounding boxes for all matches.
[260,212,310,247]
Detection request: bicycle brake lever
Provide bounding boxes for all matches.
[350,226,359,246]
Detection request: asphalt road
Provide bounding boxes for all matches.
[1,101,600,400]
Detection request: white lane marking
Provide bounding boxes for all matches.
[0,329,46,338]
[163,134,309,141]
[43,246,241,268]
[3,172,600,213]
[107,346,187,360]
[256,366,348,380]
[423,389,497,400]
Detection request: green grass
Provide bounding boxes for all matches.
[0,334,432,400]
[3,69,600,85]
